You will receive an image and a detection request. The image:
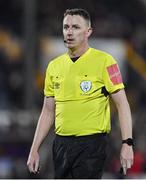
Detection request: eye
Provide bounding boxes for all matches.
[63,25,69,30]
[73,25,80,29]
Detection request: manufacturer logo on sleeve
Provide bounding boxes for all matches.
[80,81,92,92]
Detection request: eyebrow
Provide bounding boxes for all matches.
[63,24,80,26]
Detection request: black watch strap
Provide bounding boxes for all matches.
[122,138,134,146]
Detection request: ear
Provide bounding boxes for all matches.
[86,27,93,38]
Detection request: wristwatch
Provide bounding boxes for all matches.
[122,138,134,146]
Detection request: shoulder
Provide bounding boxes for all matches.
[52,53,67,63]
[90,47,117,64]
[90,48,114,58]
[45,53,67,74]
[47,53,67,68]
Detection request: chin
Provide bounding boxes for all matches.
[67,44,76,49]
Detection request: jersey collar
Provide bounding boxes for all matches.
[66,47,91,63]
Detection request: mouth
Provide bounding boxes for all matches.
[66,38,74,43]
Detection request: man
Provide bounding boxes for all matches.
[27,8,134,179]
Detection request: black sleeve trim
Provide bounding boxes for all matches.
[101,86,109,97]
[45,96,54,98]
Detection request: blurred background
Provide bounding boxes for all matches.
[0,0,146,178]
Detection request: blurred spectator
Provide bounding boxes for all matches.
[0,28,11,109]
[0,27,23,109]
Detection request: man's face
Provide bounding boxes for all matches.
[63,15,91,49]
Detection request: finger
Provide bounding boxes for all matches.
[127,160,132,169]
[37,166,41,174]
[34,159,39,172]
[29,160,37,173]
[123,166,127,175]
[120,158,126,168]
[29,166,34,173]
[31,162,36,173]
[27,162,34,173]
[120,158,127,175]
[120,156,125,165]
[27,158,33,172]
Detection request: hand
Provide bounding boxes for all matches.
[27,150,40,174]
[120,144,134,175]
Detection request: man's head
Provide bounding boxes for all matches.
[63,8,92,50]
[64,8,91,27]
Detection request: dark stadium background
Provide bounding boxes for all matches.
[0,0,146,178]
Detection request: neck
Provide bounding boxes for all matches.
[68,43,89,58]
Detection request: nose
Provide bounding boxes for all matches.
[67,28,73,35]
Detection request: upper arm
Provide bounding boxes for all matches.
[103,54,124,94]
[43,96,55,113]
[44,62,54,97]
[110,89,129,108]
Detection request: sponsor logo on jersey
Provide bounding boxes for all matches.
[107,64,123,85]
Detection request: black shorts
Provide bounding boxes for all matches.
[53,133,108,179]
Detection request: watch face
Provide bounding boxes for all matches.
[127,138,133,145]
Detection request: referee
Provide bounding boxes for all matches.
[27,8,134,179]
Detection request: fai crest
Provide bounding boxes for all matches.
[80,81,92,92]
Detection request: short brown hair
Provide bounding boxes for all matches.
[64,8,91,27]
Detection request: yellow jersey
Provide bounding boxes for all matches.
[44,47,124,136]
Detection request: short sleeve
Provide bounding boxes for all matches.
[44,62,54,97]
[103,54,124,94]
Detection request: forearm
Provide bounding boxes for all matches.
[111,89,134,174]
[111,89,133,139]
[117,100,132,139]
[30,97,55,153]
[30,111,54,153]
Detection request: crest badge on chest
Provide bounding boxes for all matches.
[80,81,92,92]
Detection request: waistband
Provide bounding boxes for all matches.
[55,133,107,140]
